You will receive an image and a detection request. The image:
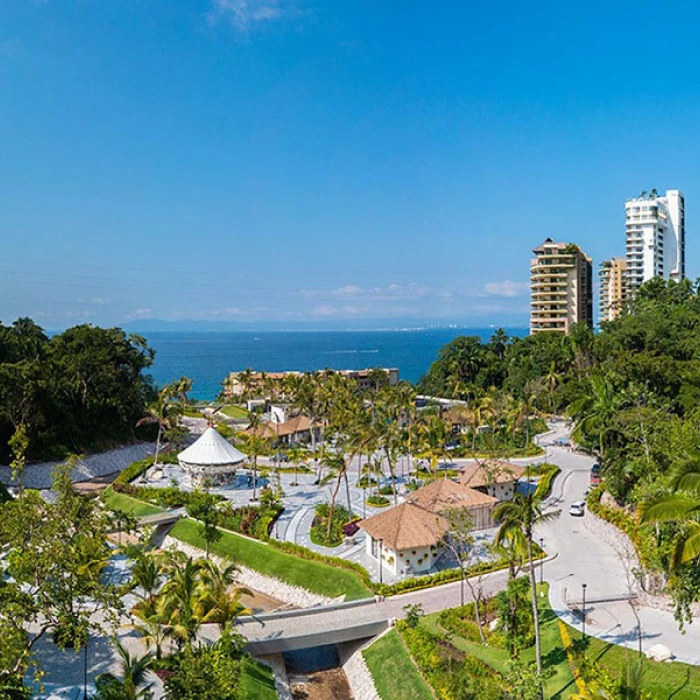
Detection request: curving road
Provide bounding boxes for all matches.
[242,419,700,665]
[535,420,700,665]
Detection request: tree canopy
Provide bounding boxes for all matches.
[0,319,155,462]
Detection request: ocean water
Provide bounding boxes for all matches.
[144,328,528,400]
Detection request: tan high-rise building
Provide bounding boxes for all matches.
[599,257,627,323]
[530,238,593,335]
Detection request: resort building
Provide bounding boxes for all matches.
[458,460,527,502]
[530,239,593,335]
[223,368,399,399]
[625,189,685,294]
[405,478,498,531]
[359,502,448,576]
[247,413,320,446]
[599,257,628,322]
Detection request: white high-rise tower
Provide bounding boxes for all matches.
[625,189,685,293]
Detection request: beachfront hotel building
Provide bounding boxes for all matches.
[625,189,685,294]
[599,257,627,322]
[223,367,399,399]
[530,238,593,335]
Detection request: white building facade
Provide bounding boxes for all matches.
[625,189,685,294]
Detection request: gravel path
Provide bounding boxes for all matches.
[0,442,155,490]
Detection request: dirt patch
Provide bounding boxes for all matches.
[290,669,354,700]
[72,472,121,494]
[238,588,287,614]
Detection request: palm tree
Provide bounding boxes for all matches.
[469,395,493,451]
[136,384,182,467]
[159,556,205,648]
[287,445,308,486]
[323,450,350,539]
[495,493,558,693]
[94,639,155,700]
[543,361,562,414]
[568,375,617,457]
[130,598,168,661]
[418,413,448,477]
[641,453,700,567]
[195,558,251,633]
[244,410,268,501]
[131,554,162,603]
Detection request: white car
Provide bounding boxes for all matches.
[569,501,585,517]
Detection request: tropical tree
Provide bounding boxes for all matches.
[568,375,618,457]
[286,445,308,486]
[186,492,223,558]
[0,460,124,688]
[195,559,251,633]
[641,453,700,568]
[137,384,183,467]
[93,640,155,700]
[495,493,558,693]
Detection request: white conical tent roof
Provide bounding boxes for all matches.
[178,427,246,468]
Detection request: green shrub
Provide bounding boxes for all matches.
[113,454,178,485]
[398,620,505,699]
[378,485,395,496]
[587,487,656,568]
[112,483,218,509]
[437,597,504,647]
[366,495,390,507]
[310,503,352,547]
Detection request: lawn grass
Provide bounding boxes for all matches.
[102,487,164,517]
[363,630,434,700]
[422,584,700,700]
[583,633,700,699]
[219,404,249,420]
[239,656,278,699]
[421,585,575,699]
[170,518,373,601]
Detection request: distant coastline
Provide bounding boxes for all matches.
[144,327,529,401]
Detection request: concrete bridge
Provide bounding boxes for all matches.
[237,599,389,654]
[137,508,185,528]
[235,567,514,654]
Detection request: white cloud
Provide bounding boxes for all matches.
[91,297,110,306]
[126,308,153,320]
[332,285,362,296]
[483,280,528,298]
[312,305,338,317]
[208,0,285,31]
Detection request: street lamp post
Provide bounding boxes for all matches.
[540,537,544,585]
[379,538,383,586]
[582,583,588,641]
[363,484,366,519]
[83,633,89,699]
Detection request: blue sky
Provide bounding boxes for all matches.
[2,0,699,329]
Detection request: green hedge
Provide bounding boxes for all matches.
[113,454,178,485]
[112,483,224,509]
[269,539,375,590]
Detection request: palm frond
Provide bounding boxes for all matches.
[640,495,700,523]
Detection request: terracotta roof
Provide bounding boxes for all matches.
[406,479,498,513]
[359,502,448,550]
[458,460,527,488]
[247,414,314,439]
